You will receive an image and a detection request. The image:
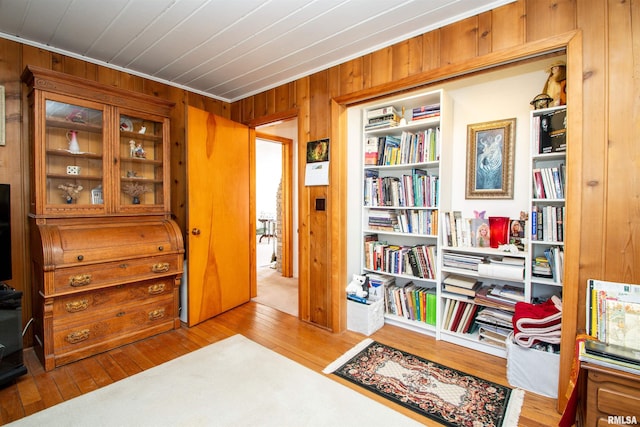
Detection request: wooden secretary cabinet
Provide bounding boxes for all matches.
[22,66,184,371]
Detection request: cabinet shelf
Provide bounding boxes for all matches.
[364,160,439,170]
[46,149,102,160]
[365,116,440,135]
[46,118,102,134]
[47,173,103,181]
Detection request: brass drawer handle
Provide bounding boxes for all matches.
[151,263,170,273]
[66,329,90,344]
[69,274,92,287]
[148,308,165,321]
[148,283,166,295]
[65,299,89,313]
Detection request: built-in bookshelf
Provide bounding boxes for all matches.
[528,106,566,299]
[360,89,449,335]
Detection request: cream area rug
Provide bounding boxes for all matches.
[9,335,422,427]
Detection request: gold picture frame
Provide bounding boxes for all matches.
[466,118,516,199]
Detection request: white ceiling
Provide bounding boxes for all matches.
[0,0,513,102]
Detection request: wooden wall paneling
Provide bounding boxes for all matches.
[369,48,392,88]
[421,31,441,72]
[406,36,424,76]
[61,56,97,81]
[490,0,526,51]
[439,16,478,65]
[274,83,294,112]
[307,71,330,327]
[96,66,121,88]
[296,76,311,322]
[0,39,31,346]
[477,11,493,56]
[241,97,254,124]
[574,0,607,335]
[253,92,268,118]
[605,0,638,282]
[525,0,577,43]
[391,41,411,81]
[337,57,364,96]
[21,46,52,70]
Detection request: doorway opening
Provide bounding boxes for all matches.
[252,119,298,316]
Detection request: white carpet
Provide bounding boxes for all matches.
[9,335,422,427]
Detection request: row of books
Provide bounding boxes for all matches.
[443,212,490,248]
[532,164,565,199]
[531,205,564,242]
[364,128,440,166]
[384,283,437,325]
[532,108,567,154]
[532,247,564,282]
[364,237,437,279]
[367,209,438,235]
[586,279,640,349]
[363,169,439,208]
[441,298,479,334]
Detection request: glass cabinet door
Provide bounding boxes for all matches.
[44,99,104,208]
[118,113,165,209]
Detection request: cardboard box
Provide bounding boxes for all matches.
[506,334,559,398]
[347,299,385,336]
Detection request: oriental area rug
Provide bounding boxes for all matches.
[323,339,524,427]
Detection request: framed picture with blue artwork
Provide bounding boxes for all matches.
[465,118,516,199]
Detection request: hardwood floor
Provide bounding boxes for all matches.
[0,302,562,426]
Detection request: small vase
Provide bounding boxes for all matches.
[66,196,74,204]
[132,196,140,204]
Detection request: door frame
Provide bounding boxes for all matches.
[255,131,294,279]
[248,109,298,300]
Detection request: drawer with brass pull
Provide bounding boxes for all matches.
[51,254,181,294]
[53,297,176,355]
[53,278,175,323]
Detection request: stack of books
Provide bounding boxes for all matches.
[365,106,400,130]
[442,251,484,271]
[412,103,440,121]
[474,284,518,311]
[474,307,514,348]
[532,255,552,278]
[442,274,480,297]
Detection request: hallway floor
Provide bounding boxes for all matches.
[253,239,298,316]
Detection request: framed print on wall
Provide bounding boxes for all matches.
[465,118,516,199]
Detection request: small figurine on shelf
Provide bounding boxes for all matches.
[138,126,146,134]
[58,183,83,204]
[129,140,146,158]
[542,60,566,107]
[122,182,151,204]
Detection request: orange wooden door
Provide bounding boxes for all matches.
[186,106,251,326]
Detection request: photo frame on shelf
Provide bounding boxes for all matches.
[465,118,516,199]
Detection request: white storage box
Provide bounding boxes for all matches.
[506,334,559,398]
[347,299,385,336]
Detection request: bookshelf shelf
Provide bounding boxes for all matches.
[359,88,447,335]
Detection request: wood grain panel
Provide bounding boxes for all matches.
[491,0,525,51]
[440,16,478,65]
[477,11,493,56]
[370,47,392,87]
[339,57,365,96]
[526,0,577,43]
[392,41,411,81]
[604,0,639,282]
[296,76,311,322]
[253,91,268,118]
[421,31,441,72]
